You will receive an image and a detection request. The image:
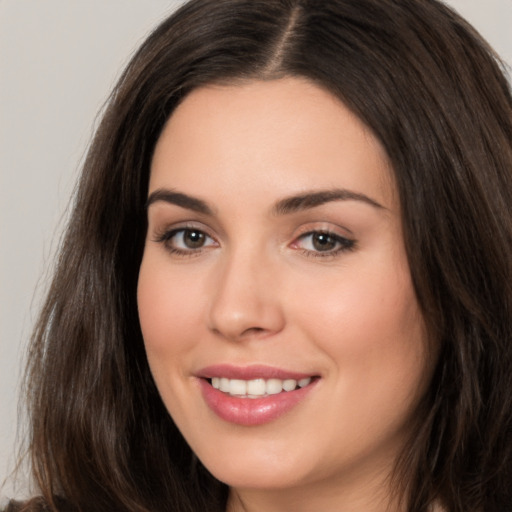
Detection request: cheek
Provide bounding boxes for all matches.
[137,254,209,425]
[137,254,204,359]
[292,256,428,397]
[290,266,430,461]
[297,259,416,332]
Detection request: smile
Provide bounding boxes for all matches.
[210,377,312,398]
[197,366,319,426]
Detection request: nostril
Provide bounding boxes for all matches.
[244,327,264,334]
[239,326,268,339]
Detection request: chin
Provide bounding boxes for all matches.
[194,437,313,490]
[208,462,308,491]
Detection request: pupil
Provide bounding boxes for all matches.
[312,233,336,251]
[184,230,205,248]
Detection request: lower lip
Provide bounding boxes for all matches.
[198,378,318,426]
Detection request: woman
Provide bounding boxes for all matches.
[8,0,512,510]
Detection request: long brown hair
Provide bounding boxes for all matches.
[17,0,512,511]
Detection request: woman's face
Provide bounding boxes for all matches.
[138,78,432,504]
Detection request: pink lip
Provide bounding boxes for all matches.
[197,364,313,381]
[196,365,319,426]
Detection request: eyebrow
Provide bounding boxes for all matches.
[146,189,214,215]
[145,187,385,216]
[272,189,385,215]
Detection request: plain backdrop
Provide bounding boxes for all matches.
[1,0,511,501]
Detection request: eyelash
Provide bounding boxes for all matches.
[153,226,217,257]
[153,227,356,259]
[293,231,356,259]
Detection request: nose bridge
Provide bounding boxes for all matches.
[208,241,284,340]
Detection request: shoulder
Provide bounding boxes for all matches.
[1,501,23,512]
[1,497,75,512]
[1,500,39,512]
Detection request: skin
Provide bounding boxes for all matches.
[138,77,433,512]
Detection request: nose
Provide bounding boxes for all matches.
[207,248,285,342]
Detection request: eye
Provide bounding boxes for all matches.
[174,229,210,249]
[294,230,355,256]
[155,227,217,255]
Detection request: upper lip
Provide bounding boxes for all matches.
[197,364,317,381]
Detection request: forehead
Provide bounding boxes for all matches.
[150,78,396,210]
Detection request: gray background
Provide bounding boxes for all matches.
[1,0,511,501]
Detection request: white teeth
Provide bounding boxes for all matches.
[266,378,283,395]
[229,379,247,395]
[209,376,313,397]
[298,377,312,388]
[247,378,266,395]
[219,377,230,392]
[282,379,297,392]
